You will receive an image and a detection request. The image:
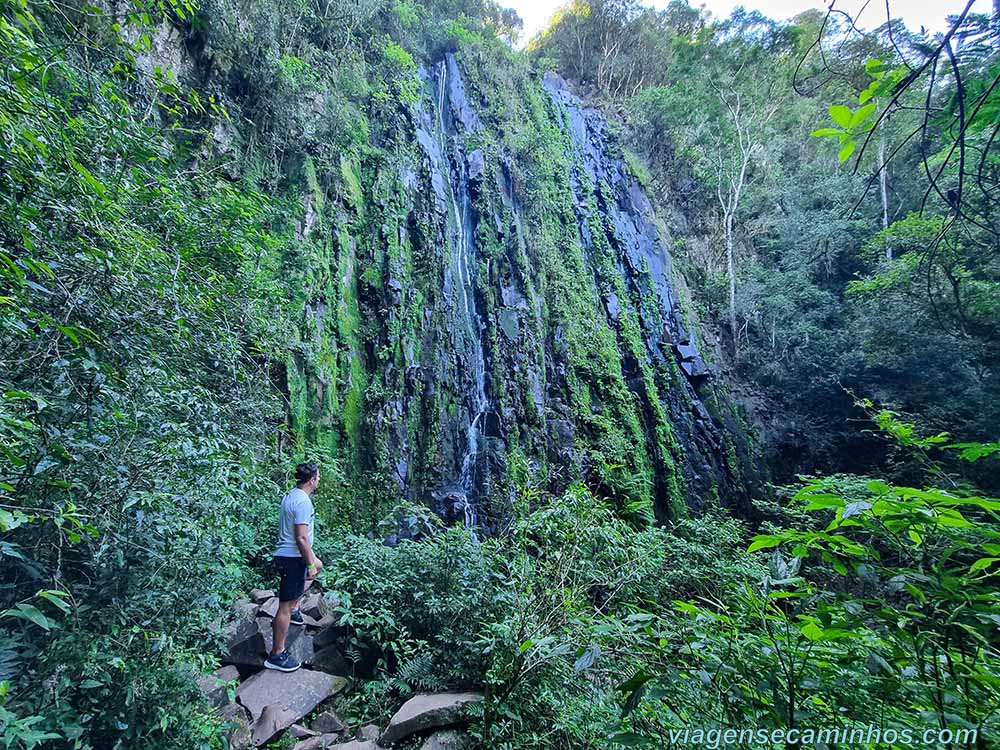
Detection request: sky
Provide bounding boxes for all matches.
[507,0,993,47]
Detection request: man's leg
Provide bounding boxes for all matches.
[271,597,299,657]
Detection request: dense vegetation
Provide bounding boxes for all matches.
[1,0,997,749]
[534,0,1000,481]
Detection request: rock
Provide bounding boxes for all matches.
[312,709,346,734]
[313,622,343,650]
[292,735,340,750]
[236,668,348,726]
[249,589,274,604]
[674,341,699,361]
[466,149,485,182]
[252,703,300,746]
[220,702,252,749]
[232,599,259,620]
[299,592,328,620]
[304,613,337,630]
[224,616,314,668]
[419,730,472,750]
[603,292,621,322]
[196,665,240,708]
[296,741,374,750]
[377,693,483,746]
[291,723,319,739]
[680,357,710,380]
[311,646,349,676]
[498,309,519,341]
[357,724,380,741]
[258,596,280,618]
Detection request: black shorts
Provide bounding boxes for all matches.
[274,556,307,602]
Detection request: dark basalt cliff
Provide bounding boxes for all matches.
[143,22,759,528]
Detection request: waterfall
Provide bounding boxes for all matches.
[415,55,488,529]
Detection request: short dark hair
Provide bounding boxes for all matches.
[294,462,319,484]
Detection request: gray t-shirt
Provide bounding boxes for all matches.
[274,487,314,558]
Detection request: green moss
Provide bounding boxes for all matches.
[340,155,363,212]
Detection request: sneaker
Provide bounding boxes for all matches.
[264,650,301,672]
[290,609,305,627]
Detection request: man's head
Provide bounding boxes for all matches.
[294,462,320,493]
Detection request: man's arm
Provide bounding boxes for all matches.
[294,523,323,578]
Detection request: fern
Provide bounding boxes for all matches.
[395,653,444,692]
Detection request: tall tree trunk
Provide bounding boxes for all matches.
[725,211,737,352]
[879,136,890,259]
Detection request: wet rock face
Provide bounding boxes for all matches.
[280,51,754,526]
[541,71,750,514]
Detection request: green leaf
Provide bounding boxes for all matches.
[838,140,856,162]
[800,620,825,641]
[69,158,106,196]
[811,127,844,138]
[970,557,1000,572]
[849,102,876,129]
[3,603,52,631]
[748,535,782,553]
[37,590,71,613]
[829,105,853,128]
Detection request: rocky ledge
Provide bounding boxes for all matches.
[198,593,482,749]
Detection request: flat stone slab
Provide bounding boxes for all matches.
[378,692,483,746]
[237,668,348,724]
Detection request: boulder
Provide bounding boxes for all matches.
[313,622,343,649]
[419,730,472,750]
[196,665,240,708]
[377,693,483,746]
[236,668,348,728]
[312,709,346,734]
[357,724,380,742]
[251,703,300,746]
[224,616,314,668]
[258,596,280,618]
[232,599,259,620]
[292,735,339,750]
[304,612,337,630]
[300,592,335,620]
[249,589,274,604]
[290,724,319,739]
[311,645,350,676]
[219,702,252,749]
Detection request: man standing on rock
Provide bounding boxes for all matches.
[265,462,323,672]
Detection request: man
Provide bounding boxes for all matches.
[264,462,323,672]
